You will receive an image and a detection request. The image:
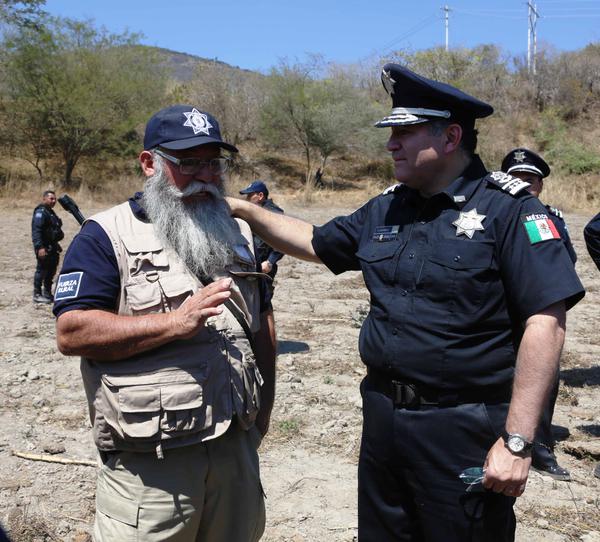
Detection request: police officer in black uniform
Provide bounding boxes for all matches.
[31,190,64,303]
[501,148,577,264]
[501,148,576,481]
[227,64,585,542]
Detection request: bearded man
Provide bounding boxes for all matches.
[54,105,275,542]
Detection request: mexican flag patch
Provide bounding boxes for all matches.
[521,213,560,244]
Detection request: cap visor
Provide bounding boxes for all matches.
[507,164,543,177]
[160,136,238,153]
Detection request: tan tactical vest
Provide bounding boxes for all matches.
[80,202,263,457]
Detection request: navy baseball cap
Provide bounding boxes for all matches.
[501,148,550,178]
[239,181,269,196]
[144,105,238,152]
[375,64,494,128]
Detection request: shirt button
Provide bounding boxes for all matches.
[454,255,461,262]
[392,328,398,335]
[408,253,415,259]
[401,290,408,296]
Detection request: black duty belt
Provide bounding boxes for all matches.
[367,368,512,409]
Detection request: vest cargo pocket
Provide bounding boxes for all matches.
[125,274,194,315]
[100,369,210,444]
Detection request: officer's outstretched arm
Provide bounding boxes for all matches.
[56,279,233,361]
[227,197,322,264]
[483,300,566,497]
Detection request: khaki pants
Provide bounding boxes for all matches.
[93,422,265,542]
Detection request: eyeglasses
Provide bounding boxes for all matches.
[153,148,231,176]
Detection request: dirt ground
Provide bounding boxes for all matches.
[0,199,598,541]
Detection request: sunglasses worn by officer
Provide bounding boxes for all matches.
[153,148,232,176]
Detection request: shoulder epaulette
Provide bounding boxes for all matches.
[382,183,403,195]
[547,205,563,219]
[486,171,530,196]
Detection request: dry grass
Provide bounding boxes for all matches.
[6,506,59,542]
[2,123,598,213]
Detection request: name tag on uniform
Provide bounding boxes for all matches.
[372,225,399,242]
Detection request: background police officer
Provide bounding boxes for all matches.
[31,189,64,303]
[239,180,285,293]
[227,64,584,542]
[501,148,577,264]
[501,148,575,481]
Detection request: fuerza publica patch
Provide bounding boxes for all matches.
[55,272,83,300]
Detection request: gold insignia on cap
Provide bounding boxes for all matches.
[513,150,526,162]
[382,69,396,96]
[452,208,486,239]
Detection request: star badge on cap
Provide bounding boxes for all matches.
[513,150,526,162]
[183,108,213,135]
[452,208,486,239]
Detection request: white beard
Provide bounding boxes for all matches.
[141,161,238,279]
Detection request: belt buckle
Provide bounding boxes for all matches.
[391,380,420,409]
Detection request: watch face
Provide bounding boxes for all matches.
[508,435,525,453]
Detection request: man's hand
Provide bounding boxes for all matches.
[37,248,47,258]
[171,278,233,340]
[261,261,273,274]
[482,437,531,497]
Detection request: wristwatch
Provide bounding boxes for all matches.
[502,431,533,455]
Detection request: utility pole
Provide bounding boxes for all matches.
[527,1,540,75]
[443,5,451,52]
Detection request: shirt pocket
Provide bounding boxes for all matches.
[356,241,401,287]
[100,367,211,443]
[418,239,497,314]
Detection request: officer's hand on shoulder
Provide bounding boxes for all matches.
[171,278,232,339]
[261,261,273,274]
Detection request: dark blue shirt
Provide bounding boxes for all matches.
[54,194,269,317]
[312,156,584,390]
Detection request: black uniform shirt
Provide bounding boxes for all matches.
[31,204,64,251]
[312,156,584,390]
[584,211,600,271]
[546,205,577,264]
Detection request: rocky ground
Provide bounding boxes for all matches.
[0,200,598,541]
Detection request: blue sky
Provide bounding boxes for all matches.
[43,0,600,72]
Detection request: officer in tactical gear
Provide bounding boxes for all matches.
[31,190,64,303]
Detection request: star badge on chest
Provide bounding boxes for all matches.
[452,208,486,239]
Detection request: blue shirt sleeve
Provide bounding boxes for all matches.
[53,220,120,317]
[312,201,371,274]
[31,207,46,250]
[498,197,584,321]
